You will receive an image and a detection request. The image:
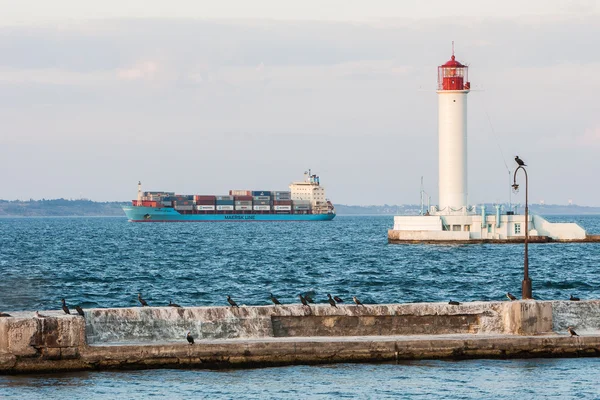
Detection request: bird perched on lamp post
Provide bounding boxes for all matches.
[515,156,526,166]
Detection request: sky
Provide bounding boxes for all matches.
[1,1,599,206]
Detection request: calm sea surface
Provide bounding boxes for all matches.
[1,215,599,398]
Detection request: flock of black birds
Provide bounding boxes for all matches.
[135,292,366,309]
[2,287,585,339]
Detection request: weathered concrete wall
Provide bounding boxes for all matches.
[1,300,599,374]
[83,302,509,344]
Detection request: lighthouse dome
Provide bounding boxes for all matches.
[442,55,464,67]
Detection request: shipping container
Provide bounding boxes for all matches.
[253,196,271,201]
[141,201,159,207]
[174,205,194,211]
[216,205,234,211]
[235,200,252,205]
[235,205,252,211]
[253,200,270,205]
[216,200,235,205]
[273,205,292,211]
[194,195,216,202]
[196,205,215,211]
[273,191,290,195]
[161,201,173,207]
[252,191,271,196]
[173,200,192,206]
[195,200,215,205]
[229,190,252,196]
[273,200,292,205]
[216,196,234,201]
[253,205,271,211]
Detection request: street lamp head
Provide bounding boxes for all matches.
[512,183,520,193]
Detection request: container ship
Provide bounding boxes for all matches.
[122,171,336,222]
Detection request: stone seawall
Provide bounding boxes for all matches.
[1,300,599,374]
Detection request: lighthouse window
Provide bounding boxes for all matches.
[515,223,521,234]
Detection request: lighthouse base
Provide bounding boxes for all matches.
[388,213,589,244]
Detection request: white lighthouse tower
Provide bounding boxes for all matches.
[437,49,470,213]
[388,47,587,243]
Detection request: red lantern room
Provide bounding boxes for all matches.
[437,51,470,91]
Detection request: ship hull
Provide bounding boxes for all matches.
[122,206,336,222]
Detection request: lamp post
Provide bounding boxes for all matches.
[512,163,532,299]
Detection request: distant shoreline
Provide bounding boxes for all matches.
[0,199,599,217]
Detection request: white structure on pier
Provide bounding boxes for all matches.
[389,49,586,242]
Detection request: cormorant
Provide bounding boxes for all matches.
[448,300,461,306]
[304,292,315,304]
[327,294,337,308]
[74,305,85,317]
[570,294,580,301]
[270,293,281,305]
[333,296,344,303]
[169,300,182,308]
[353,296,365,307]
[227,296,239,308]
[61,298,70,315]
[506,292,517,301]
[298,294,310,307]
[138,293,149,307]
[515,156,526,166]
[0,312,11,317]
[567,326,579,337]
[186,331,194,345]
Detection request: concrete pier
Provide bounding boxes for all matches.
[1,300,599,374]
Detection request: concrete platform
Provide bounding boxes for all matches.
[1,301,599,374]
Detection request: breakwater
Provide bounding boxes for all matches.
[1,300,599,374]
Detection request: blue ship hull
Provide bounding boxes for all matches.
[122,206,336,222]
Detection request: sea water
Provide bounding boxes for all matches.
[1,215,599,398]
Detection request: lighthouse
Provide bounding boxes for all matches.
[388,47,587,243]
[437,49,470,213]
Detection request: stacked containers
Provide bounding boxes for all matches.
[273,191,292,211]
[194,195,216,211]
[293,199,311,212]
[235,195,252,211]
[253,192,271,211]
[216,195,234,211]
[173,195,194,210]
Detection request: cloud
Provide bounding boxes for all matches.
[116,61,159,80]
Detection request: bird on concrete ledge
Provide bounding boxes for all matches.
[333,296,344,303]
[353,296,366,307]
[168,300,182,308]
[74,305,85,317]
[0,312,11,317]
[138,293,149,307]
[186,331,194,345]
[448,300,461,306]
[515,156,526,166]
[570,294,580,301]
[227,296,240,308]
[506,293,517,301]
[567,326,579,337]
[61,298,70,315]
[327,294,338,308]
[298,294,310,307]
[270,293,282,305]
